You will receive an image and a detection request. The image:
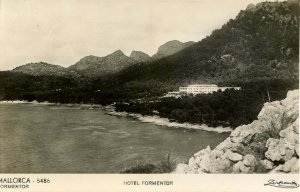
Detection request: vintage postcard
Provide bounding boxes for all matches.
[0,0,299,191]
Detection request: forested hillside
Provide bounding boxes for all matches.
[91,1,298,101]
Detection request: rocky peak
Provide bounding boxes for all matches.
[79,55,101,62]
[130,51,151,63]
[152,40,196,59]
[109,50,126,57]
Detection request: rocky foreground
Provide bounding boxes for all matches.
[175,90,299,173]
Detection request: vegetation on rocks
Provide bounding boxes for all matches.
[174,90,299,174]
[121,154,175,173]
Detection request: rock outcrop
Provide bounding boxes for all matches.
[130,51,151,63]
[152,40,195,59]
[174,90,299,174]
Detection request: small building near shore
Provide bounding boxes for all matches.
[184,84,219,94]
[164,84,241,97]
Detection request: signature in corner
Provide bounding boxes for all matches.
[264,179,300,188]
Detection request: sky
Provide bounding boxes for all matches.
[0,0,273,70]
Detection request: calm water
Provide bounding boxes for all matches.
[0,104,229,173]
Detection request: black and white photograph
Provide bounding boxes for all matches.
[0,0,299,191]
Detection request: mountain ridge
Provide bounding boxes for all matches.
[11,39,196,77]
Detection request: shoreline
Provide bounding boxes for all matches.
[0,100,53,104]
[0,100,233,133]
[105,109,233,133]
[0,100,103,109]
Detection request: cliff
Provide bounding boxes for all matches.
[175,90,299,173]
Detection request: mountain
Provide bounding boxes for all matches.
[130,51,151,63]
[12,62,75,77]
[68,50,136,77]
[102,1,298,92]
[152,40,196,59]
[1,1,298,105]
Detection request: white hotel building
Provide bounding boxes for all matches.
[165,84,241,97]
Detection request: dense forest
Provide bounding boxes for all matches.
[1,71,297,128]
[115,79,298,128]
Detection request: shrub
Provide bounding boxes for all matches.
[121,154,175,174]
[265,112,295,139]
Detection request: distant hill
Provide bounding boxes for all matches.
[130,51,151,63]
[152,40,196,59]
[68,50,136,77]
[12,62,78,77]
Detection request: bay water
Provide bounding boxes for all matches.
[0,104,229,173]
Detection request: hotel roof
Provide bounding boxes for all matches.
[187,84,218,87]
